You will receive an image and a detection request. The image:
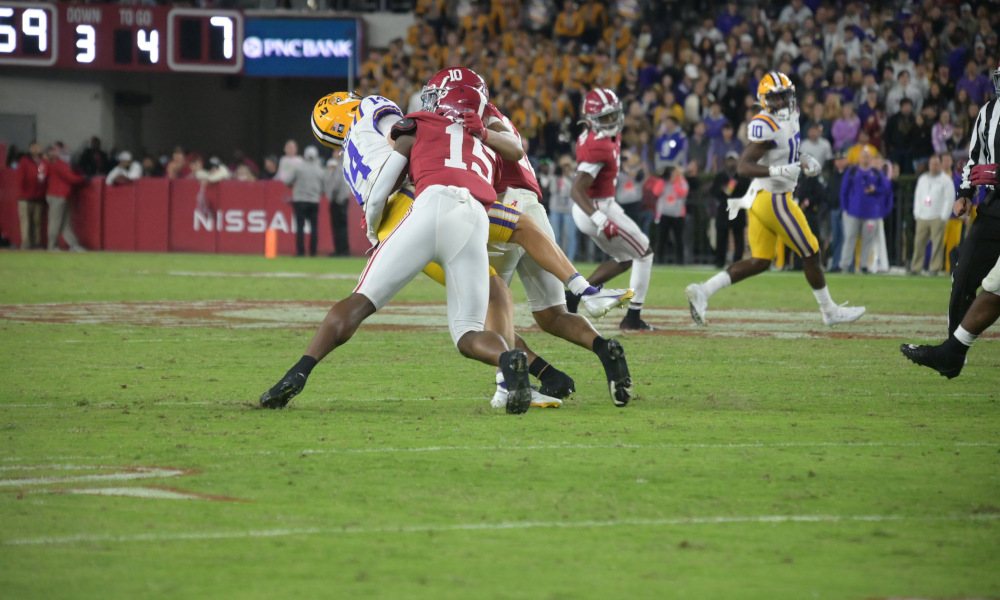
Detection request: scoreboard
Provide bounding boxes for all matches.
[0,2,358,76]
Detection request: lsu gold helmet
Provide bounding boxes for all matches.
[311,92,362,148]
[756,71,796,121]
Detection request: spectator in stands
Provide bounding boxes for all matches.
[653,116,686,174]
[78,136,109,178]
[287,145,324,258]
[260,155,279,180]
[524,0,555,34]
[910,154,956,275]
[839,148,893,273]
[234,164,257,182]
[276,140,302,184]
[654,165,689,265]
[884,98,919,174]
[715,1,743,36]
[44,142,86,252]
[548,155,577,261]
[17,141,48,250]
[706,122,741,174]
[801,122,833,169]
[165,147,189,180]
[702,101,729,143]
[141,155,163,178]
[106,151,142,186]
[847,129,880,165]
[323,149,352,257]
[553,0,583,49]
[617,149,646,230]
[686,121,710,175]
[229,149,259,179]
[886,71,923,116]
[825,150,849,272]
[956,59,991,105]
[831,103,861,153]
[195,157,232,183]
[709,151,747,268]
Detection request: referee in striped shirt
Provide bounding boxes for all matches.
[948,61,1000,334]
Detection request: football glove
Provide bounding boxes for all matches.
[769,163,801,181]
[802,154,822,177]
[462,111,488,140]
[590,210,621,239]
[970,163,999,185]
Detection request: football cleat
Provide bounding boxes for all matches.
[259,372,307,409]
[619,316,657,331]
[581,287,635,319]
[538,369,576,399]
[900,343,965,379]
[685,283,708,326]
[498,349,532,415]
[822,302,866,326]
[491,384,563,409]
[596,338,633,407]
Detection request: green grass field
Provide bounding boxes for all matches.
[1,252,997,600]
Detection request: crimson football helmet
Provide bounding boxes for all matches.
[432,84,488,122]
[421,67,489,111]
[581,88,624,137]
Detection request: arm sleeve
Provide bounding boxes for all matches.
[390,118,418,141]
[577,162,604,178]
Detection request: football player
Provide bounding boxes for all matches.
[422,68,635,407]
[684,72,866,327]
[567,87,657,332]
[261,86,537,414]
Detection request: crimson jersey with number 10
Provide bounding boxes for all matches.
[484,104,543,199]
[405,112,502,207]
[576,129,621,199]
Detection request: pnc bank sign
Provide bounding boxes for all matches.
[243,17,359,77]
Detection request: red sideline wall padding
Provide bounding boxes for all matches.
[102,183,137,251]
[0,168,371,256]
[135,178,170,252]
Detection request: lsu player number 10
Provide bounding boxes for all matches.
[684,71,865,329]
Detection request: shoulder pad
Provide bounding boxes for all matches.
[390,117,417,141]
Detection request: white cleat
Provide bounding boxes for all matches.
[685,283,708,326]
[491,386,562,409]
[529,389,562,408]
[822,302,866,326]
[581,288,635,319]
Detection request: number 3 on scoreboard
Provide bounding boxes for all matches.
[443,123,496,182]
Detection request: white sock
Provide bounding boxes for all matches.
[813,286,837,313]
[628,253,653,309]
[565,273,592,296]
[954,326,978,347]
[702,271,732,298]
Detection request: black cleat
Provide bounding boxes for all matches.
[597,338,633,407]
[499,349,532,415]
[259,372,307,409]
[900,343,965,379]
[564,289,580,314]
[538,369,576,399]
[619,316,657,331]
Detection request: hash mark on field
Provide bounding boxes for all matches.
[4,513,997,547]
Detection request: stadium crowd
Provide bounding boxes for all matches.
[6,0,997,268]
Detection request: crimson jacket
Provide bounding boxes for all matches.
[18,155,48,200]
[47,157,86,198]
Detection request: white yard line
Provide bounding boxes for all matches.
[0,467,187,487]
[5,513,997,547]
